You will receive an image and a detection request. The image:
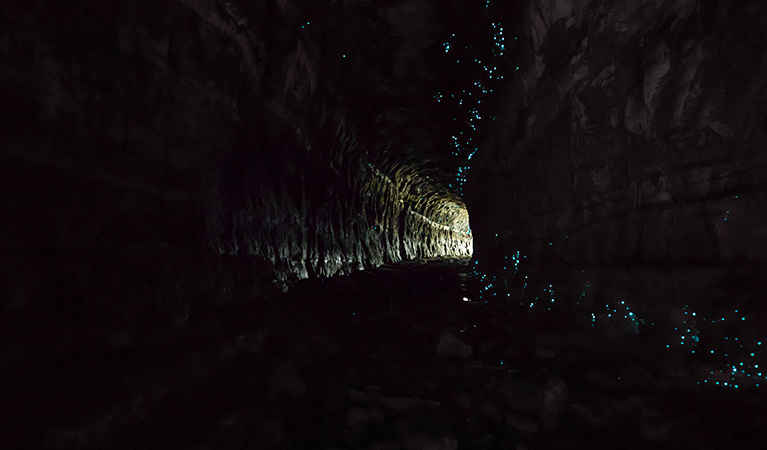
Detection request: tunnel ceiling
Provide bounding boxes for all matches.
[262,0,518,186]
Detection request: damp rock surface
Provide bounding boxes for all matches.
[437,332,474,359]
[468,0,767,299]
[6,259,765,449]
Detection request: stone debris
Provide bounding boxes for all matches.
[640,422,671,442]
[437,332,474,359]
[542,376,569,417]
[270,361,307,396]
[369,440,401,450]
[22,257,767,450]
[236,329,268,352]
[345,406,369,427]
[401,433,458,450]
[260,419,284,447]
[506,415,540,435]
[381,396,440,414]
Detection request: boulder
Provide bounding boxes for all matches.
[436,333,474,359]
[270,361,307,396]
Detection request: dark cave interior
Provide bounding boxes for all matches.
[2,0,767,449]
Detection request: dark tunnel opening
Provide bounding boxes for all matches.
[203,107,473,287]
[3,0,767,448]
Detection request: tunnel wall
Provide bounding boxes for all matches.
[1,0,471,338]
[205,113,473,287]
[468,0,767,317]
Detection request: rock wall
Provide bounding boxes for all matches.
[205,111,473,286]
[0,2,474,445]
[467,0,767,318]
[0,0,471,338]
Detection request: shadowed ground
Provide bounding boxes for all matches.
[6,257,765,449]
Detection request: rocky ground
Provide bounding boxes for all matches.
[5,258,767,449]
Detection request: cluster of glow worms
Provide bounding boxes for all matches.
[466,249,765,390]
[434,1,511,193]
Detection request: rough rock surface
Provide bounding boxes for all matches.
[436,332,474,359]
[0,0,472,314]
[0,1,473,445]
[468,0,767,321]
[10,259,762,449]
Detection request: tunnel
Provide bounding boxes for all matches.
[3,0,767,448]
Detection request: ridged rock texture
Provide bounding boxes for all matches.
[468,0,767,320]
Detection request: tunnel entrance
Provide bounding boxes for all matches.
[410,196,473,259]
[394,180,473,262]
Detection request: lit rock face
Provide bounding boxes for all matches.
[206,116,473,286]
[468,1,767,313]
